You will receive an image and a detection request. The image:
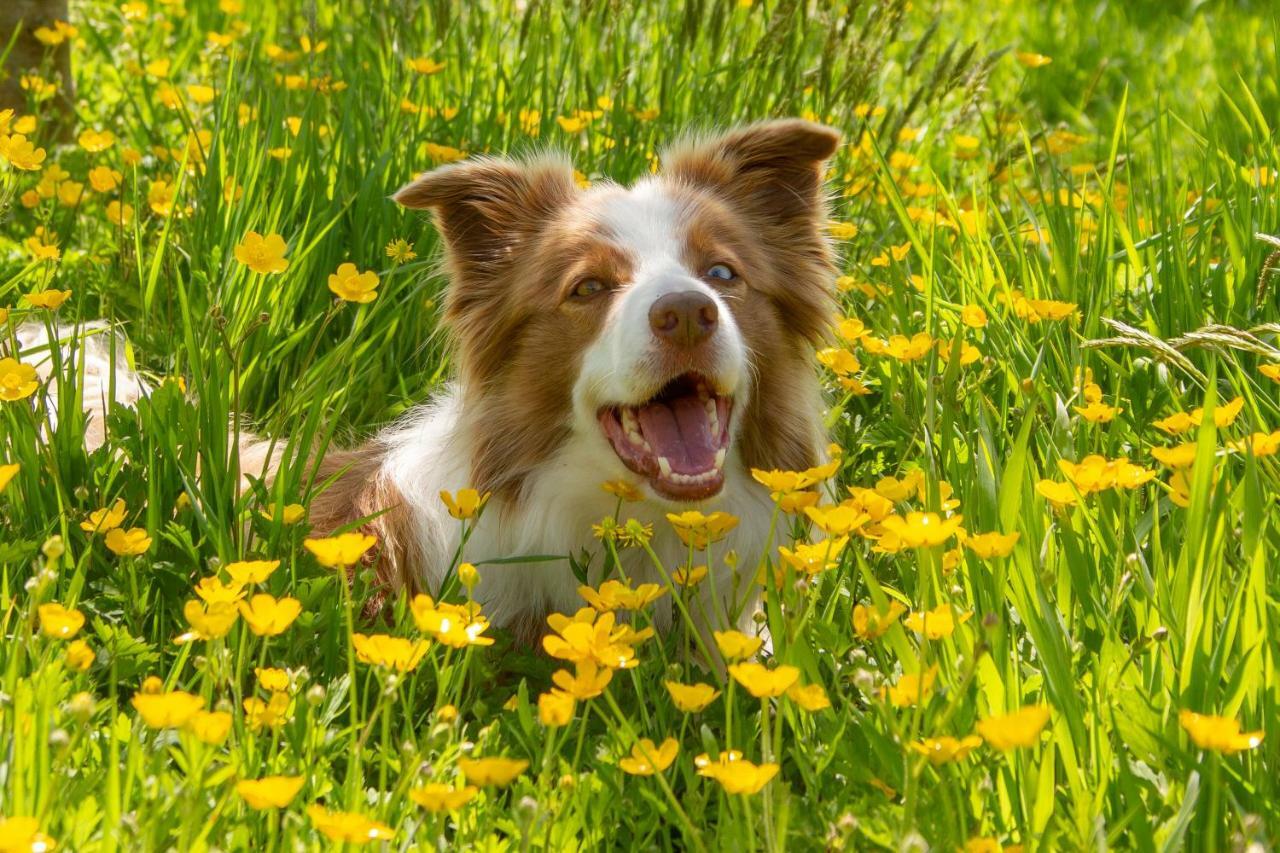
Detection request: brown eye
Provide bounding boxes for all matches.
[572,278,607,298]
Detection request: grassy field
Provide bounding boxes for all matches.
[1,0,1278,849]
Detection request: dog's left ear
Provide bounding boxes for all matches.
[662,118,840,232]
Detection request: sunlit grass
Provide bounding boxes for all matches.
[1,0,1278,848]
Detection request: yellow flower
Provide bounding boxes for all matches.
[962,531,1020,558]
[327,262,380,303]
[132,690,206,728]
[578,579,666,612]
[186,709,232,745]
[538,689,576,727]
[1074,401,1122,423]
[1015,50,1052,68]
[194,576,245,604]
[664,510,740,548]
[1056,455,1155,494]
[256,667,290,692]
[306,805,394,844]
[880,333,934,361]
[0,817,55,853]
[712,629,763,661]
[1230,430,1280,458]
[884,665,938,708]
[751,468,819,494]
[440,488,490,519]
[551,661,613,699]
[406,56,446,74]
[184,599,239,640]
[1151,442,1199,469]
[237,776,305,809]
[409,595,494,647]
[148,180,176,216]
[827,220,859,239]
[409,783,478,812]
[975,704,1051,750]
[37,602,85,639]
[234,231,290,274]
[1153,411,1196,435]
[1179,710,1264,753]
[261,503,306,525]
[238,594,302,636]
[65,639,94,671]
[543,609,637,669]
[0,463,18,493]
[352,633,430,672]
[911,734,983,765]
[78,128,115,152]
[786,683,831,712]
[23,289,72,310]
[960,304,987,327]
[1259,364,1280,382]
[1035,479,1080,508]
[696,752,779,795]
[728,662,800,698]
[665,680,721,712]
[600,479,644,501]
[878,512,963,549]
[0,134,47,169]
[1010,291,1076,322]
[904,604,971,639]
[672,564,709,586]
[458,756,529,786]
[244,692,291,731]
[303,532,376,568]
[803,505,867,536]
[88,165,123,192]
[385,238,417,263]
[0,359,40,401]
[105,527,151,556]
[619,738,678,775]
[852,601,906,639]
[225,559,280,585]
[107,201,135,226]
[777,536,849,574]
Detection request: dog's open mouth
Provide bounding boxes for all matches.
[598,373,732,501]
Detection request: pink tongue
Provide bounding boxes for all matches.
[636,396,719,474]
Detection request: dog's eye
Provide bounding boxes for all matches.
[706,263,736,281]
[572,278,607,298]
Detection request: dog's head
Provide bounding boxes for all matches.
[395,119,839,504]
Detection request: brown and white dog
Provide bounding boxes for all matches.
[51,119,842,644]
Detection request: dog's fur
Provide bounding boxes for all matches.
[50,119,841,644]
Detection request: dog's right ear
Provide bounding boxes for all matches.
[393,155,579,290]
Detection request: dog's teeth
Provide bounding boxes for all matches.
[657,456,673,478]
[705,399,719,435]
[714,448,726,469]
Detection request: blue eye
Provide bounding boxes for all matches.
[706,263,736,281]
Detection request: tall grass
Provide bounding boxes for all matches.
[0,0,1277,848]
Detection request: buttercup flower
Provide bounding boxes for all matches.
[538,689,576,726]
[132,690,206,728]
[975,704,1051,749]
[729,662,800,698]
[409,783,478,812]
[777,536,848,574]
[328,263,380,303]
[306,805,393,844]
[440,488,490,519]
[24,289,72,309]
[695,752,779,795]
[304,532,376,567]
[234,231,290,274]
[665,510,739,548]
[184,599,239,640]
[238,594,302,636]
[853,601,906,639]
[787,683,832,712]
[911,735,983,765]
[237,776,305,809]
[619,738,678,775]
[962,531,1020,558]
[665,680,721,712]
[81,499,127,533]
[1179,710,1264,753]
[713,629,763,661]
[352,633,430,672]
[105,527,151,556]
[0,358,40,401]
[38,603,85,639]
[186,710,232,745]
[578,579,666,611]
[458,756,528,786]
[904,604,972,639]
[66,639,94,671]
[225,560,281,585]
[884,665,938,707]
[0,463,18,493]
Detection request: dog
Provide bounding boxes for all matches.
[44,118,842,646]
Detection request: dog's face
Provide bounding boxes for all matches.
[395,119,838,503]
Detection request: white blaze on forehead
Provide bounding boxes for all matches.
[592,179,686,274]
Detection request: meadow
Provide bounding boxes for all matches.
[1,0,1278,848]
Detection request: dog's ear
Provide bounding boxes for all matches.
[393,154,579,288]
[661,118,840,231]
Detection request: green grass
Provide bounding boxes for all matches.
[1,0,1278,848]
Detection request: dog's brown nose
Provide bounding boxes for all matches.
[649,291,718,347]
